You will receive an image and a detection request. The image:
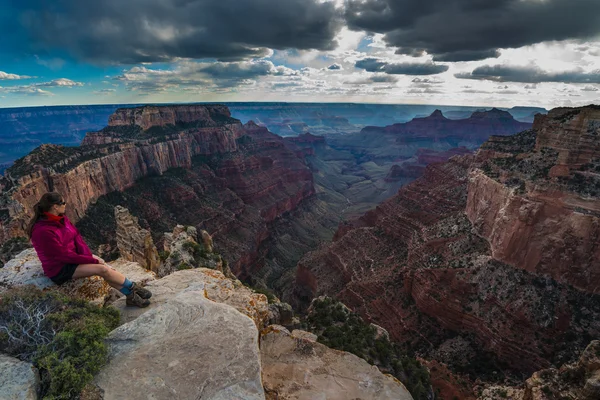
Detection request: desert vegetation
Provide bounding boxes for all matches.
[0,287,119,399]
[305,296,432,400]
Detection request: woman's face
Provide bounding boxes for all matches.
[52,199,67,215]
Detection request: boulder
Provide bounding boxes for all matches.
[95,290,265,400]
[113,268,269,329]
[260,325,414,400]
[0,354,40,400]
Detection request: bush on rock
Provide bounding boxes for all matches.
[0,286,119,399]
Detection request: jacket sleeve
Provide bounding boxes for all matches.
[72,225,93,256]
[74,235,94,256]
[36,229,99,265]
[64,217,94,256]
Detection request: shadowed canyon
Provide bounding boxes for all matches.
[1,103,598,400]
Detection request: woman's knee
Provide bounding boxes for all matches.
[71,263,110,280]
[96,264,111,277]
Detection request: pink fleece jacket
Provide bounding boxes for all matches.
[30,215,98,278]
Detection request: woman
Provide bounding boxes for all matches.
[28,192,151,308]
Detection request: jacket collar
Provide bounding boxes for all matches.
[43,212,64,223]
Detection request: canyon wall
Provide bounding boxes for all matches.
[0,105,244,242]
[292,105,600,396]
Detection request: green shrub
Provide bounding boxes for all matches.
[170,251,181,263]
[250,286,277,304]
[0,287,120,399]
[181,241,209,265]
[182,241,202,254]
[177,262,192,270]
[158,251,170,262]
[541,386,552,395]
[306,297,432,400]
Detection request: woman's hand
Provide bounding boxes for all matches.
[93,255,106,264]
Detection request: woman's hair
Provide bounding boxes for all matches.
[26,192,64,238]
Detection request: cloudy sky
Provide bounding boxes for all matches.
[1,0,600,109]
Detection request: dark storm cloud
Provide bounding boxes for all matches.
[14,0,342,64]
[432,50,501,62]
[369,75,398,83]
[345,0,600,61]
[355,58,387,72]
[383,63,448,75]
[456,65,600,83]
[196,62,274,79]
[355,58,448,75]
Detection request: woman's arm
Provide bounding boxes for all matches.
[68,219,94,256]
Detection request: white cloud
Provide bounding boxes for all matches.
[0,78,83,97]
[37,78,84,87]
[0,71,32,80]
[0,85,54,96]
[93,88,117,94]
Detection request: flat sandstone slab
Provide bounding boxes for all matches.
[260,325,414,400]
[95,290,265,400]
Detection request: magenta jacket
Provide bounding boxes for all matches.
[30,215,99,278]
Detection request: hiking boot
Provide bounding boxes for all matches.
[131,282,152,299]
[126,291,150,308]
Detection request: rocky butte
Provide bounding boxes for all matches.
[0,105,314,280]
[292,105,600,398]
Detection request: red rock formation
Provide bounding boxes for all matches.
[416,147,471,165]
[466,170,600,293]
[0,107,315,282]
[467,107,600,294]
[74,119,314,279]
[421,360,476,400]
[0,118,243,240]
[292,105,600,390]
[479,341,600,400]
[533,106,600,171]
[363,108,531,143]
[107,104,234,131]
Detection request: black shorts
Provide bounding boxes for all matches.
[49,263,79,285]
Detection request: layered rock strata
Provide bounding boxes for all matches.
[114,205,160,271]
[479,341,600,400]
[292,105,600,394]
[76,119,314,280]
[0,105,315,283]
[106,104,236,131]
[468,107,600,294]
[0,105,244,242]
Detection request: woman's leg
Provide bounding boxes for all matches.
[72,263,127,290]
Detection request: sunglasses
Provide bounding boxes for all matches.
[56,201,66,206]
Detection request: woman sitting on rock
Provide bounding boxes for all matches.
[27,192,151,308]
